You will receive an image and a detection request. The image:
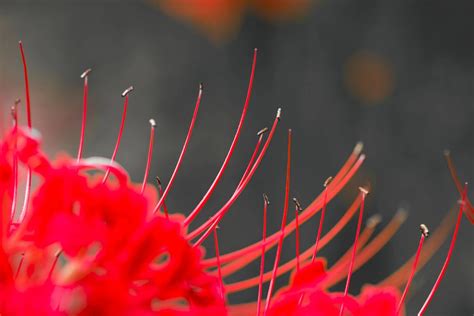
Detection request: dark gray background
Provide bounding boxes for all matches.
[0,1,473,315]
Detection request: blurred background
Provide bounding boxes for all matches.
[0,0,473,314]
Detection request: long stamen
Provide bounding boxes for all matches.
[312,176,332,262]
[418,183,468,316]
[155,177,169,219]
[339,187,368,316]
[184,49,258,227]
[293,198,303,273]
[18,41,32,128]
[141,119,156,194]
[77,68,91,161]
[380,207,456,288]
[237,127,267,189]
[213,227,225,300]
[18,42,33,222]
[264,128,292,314]
[201,150,365,268]
[153,84,203,214]
[224,195,362,293]
[444,151,474,223]
[257,194,269,316]
[325,209,406,288]
[102,86,133,183]
[191,109,281,245]
[396,224,429,315]
[10,101,19,222]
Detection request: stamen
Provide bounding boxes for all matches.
[213,227,225,300]
[325,208,406,288]
[264,129,292,314]
[312,176,332,262]
[444,151,474,223]
[396,224,429,315]
[184,49,258,226]
[339,187,368,316]
[18,41,33,223]
[224,195,362,293]
[257,193,269,316]
[380,207,456,288]
[10,102,19,222]
[153,84,203,214]
[77,68,91,161]
[292,198,303,272]
[190,109,281,244]
[155,177,169,219]
[237,128,267,189]
[202,143,365,268]
[18,41,32,128]
[102,86,133,183]
[140,119,156,195]
[418,183,468,316]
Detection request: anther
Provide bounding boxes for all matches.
[420,224,430,238]
[121,86,134,97]
[263,193,270,205]
[353,141,364,155]
[358,186,369,195]
[367,214,382,228]
[257,127,269,136]
[292,198,303,212]
[80,68,92,79]
[324,176,333,187]
[149,118,156,127]
[276,108,282,120]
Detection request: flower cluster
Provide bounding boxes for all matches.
[0,43,471,315]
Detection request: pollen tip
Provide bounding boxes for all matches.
[263,193,270,205]
[121,86,134,97]
[324,176,333,187]
[359,154,366,161]
[80,68,92,79]
[419,224,430,238]
[257,127,269,136]
[443,149,451,157]
[353,141,364,155]
[14,98,21,106]
[149,119,156,127]
[367,214,382,228]
[276,108,282,120]
[254,48,258,52]
[155,176,162,186]
[199,82,204,91]
[395,208,409,222]
[292,197,303,211]
[358,186,369,195]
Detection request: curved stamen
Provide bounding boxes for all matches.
[141,119,156,195]
[380,208,456,288]
[224,195,362,293]
[201,148,365,268]
[191,109,281,245]
[264,129,292,314]
[184,49,258,227]
[102,86,133,183]
[10,102,19,223]
[213,227,225,300]
[396,224,429,315]
[77,68,91,161]
[418,184,468,316]
[257,193,269,316]
[312,176,332,262]
[339,187,368,316]
[153,84,203,214]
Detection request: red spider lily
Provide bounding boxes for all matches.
[0,43,471,315]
